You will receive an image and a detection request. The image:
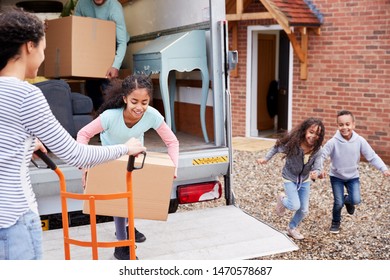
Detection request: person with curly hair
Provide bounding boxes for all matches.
[0,8,145,260]
[77,74,179,259]
[257,118,325,240]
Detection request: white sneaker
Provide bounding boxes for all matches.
[287,227,304,240]
[275,192,286,216]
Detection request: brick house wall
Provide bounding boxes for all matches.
[229,0,390,164]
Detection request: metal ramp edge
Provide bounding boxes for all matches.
[134,205,298,260]
[42,205,298,260]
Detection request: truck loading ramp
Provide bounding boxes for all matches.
[42,205,298,260]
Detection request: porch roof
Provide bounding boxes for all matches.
[226,0,322,29]
[226,0,324,80]
[267,0,323,27]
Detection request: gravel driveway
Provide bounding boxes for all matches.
[179,142,390,260]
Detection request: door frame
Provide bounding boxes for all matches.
[245,25,293,138]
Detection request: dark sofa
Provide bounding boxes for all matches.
[34,79,93,138]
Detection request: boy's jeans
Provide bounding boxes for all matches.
[330,176,361,222]
[283,181,311,229]
[0,210,43,260]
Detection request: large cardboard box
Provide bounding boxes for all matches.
[83,152,175,221]
[44,16,115,78]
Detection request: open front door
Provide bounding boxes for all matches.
[277,30,290,131]
[257,34,276,131]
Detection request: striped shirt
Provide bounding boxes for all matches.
[0,77,129,228]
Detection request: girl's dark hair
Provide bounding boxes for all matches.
[96,74,153,115]
[0,8,45,70]
[275,117,325,159]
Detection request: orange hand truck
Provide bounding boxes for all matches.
[34,150,146,260]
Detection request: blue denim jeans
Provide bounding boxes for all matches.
[282,181,311,229]
[0,210,43,260]
[330,176,361,222]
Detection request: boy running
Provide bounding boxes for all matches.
[321,110,390,234]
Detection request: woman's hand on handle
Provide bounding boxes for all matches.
[125,137,146,156]
[32,139,47,160]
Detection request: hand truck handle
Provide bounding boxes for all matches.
[34,150,57,170]
[127,151,146,172]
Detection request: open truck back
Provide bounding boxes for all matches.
[29,0,298,259]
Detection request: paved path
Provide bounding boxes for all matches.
[232,137,275,152]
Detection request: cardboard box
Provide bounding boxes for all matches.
[83,152,175,221]
[44,16,115,78]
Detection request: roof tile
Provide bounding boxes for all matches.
[266,0,323,27]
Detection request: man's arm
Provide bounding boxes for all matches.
[111,3,129,72]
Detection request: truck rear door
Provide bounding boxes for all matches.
[38,0,299,259]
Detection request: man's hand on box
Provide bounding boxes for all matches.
[106,67,119,79]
